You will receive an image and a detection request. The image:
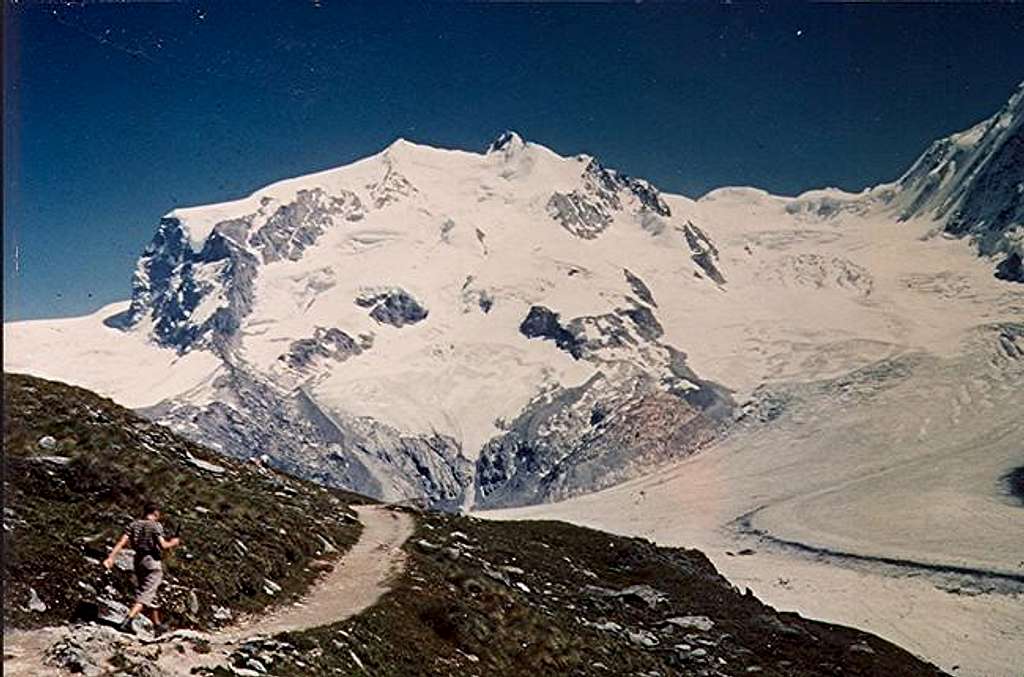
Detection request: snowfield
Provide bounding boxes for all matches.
[5,87,1024,675]
[3,301,221,408]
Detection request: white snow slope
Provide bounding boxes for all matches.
[6,89,1024,675]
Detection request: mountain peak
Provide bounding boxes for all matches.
[889,81,1024,279]
[487,130,526,154]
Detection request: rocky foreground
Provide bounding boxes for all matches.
[207,511,947,677]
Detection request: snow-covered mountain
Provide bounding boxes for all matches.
[785,81,1024,281]
[5,85,1022,511]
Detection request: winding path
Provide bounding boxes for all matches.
[224,504,413,640]
[3,505,415,676]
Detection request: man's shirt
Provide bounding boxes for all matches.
[126,518,164,560]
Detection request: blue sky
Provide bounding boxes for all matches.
[4,2,1024,320]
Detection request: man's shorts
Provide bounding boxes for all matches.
[133,555,164,608]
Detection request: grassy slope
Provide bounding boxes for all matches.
[3,373,365,631]
[219,511,948,677]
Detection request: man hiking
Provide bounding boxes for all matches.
[104,501,181,635]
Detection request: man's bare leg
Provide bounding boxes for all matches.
[118,602,144,633]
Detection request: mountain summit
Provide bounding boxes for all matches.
[893,81,1024,280]
[6,86,1023,510]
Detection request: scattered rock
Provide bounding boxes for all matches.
[96,597,130,625]
[37,435,58,450]
[591,621,623,633]
[759,614,806,638]
[482,565,510,586]
[663,615,714,632]
[628,629,660,647]
[849,641,876,655]
[415,538,441,553]
[27,588,47,613]
[185,452,227,475]
[583,584,668,609]
[26,454,73,465]
[229,667,263,677]
[45,634,103,676]
[246,658,268,673]
[131,614,156,641]
[317,534,338,554]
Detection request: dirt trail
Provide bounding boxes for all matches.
[224,504,413,639]
[3,505,415,676]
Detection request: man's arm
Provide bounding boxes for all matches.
[156,521,180,550]
[103,534,130,570]
[158,535,181,550]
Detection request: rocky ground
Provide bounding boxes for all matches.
[211,510,948,677]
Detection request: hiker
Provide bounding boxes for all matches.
[103,501,181,635]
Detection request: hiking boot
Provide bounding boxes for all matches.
[117,618,136,635]
[153,623,169,638]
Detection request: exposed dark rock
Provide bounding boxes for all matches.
[281,327,363,370]
[104,216,259,353]
[547,191,614,240]
[1003,466,1024,506]
[996,251,1023,282]
[623,176,671,216]
[487,130,526,154]
[249,188,363,263]
[370,161,417,208]
[624,268,657,307]
[546,158,672,238]
[487,300,734,507]
[896,83,1024,282]
[621,304,663,341]
[519,306,584,359]
[681,221,726,284]
[356,289,429,327]
[476,384,723,509]
[146,366,471,510]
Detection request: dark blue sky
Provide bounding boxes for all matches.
[4,2,1023,320]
